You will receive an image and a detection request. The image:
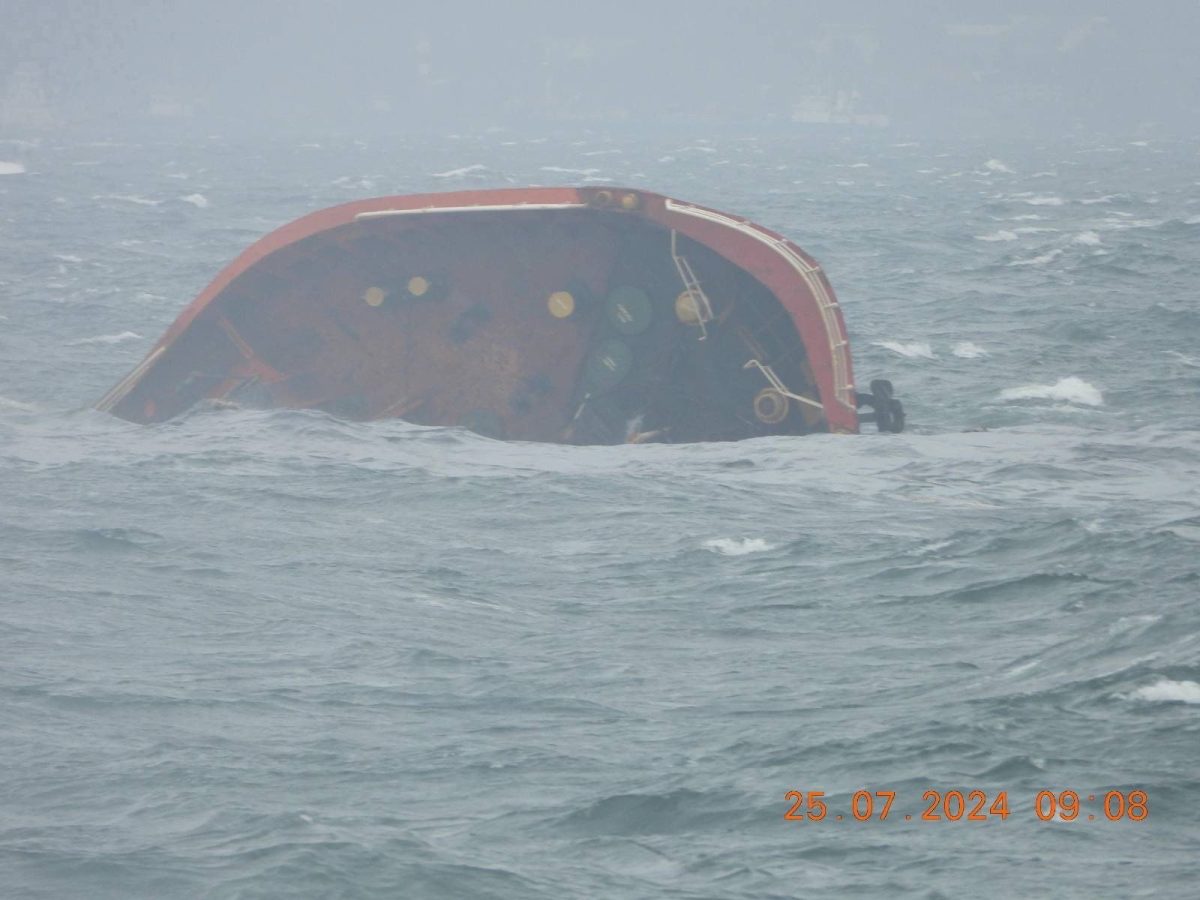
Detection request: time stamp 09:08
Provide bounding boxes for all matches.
[784,790,1149,823]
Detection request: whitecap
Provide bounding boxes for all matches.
[872,340,935,359]
[1127,679,1200,704]
[1009,214,1043,221]
[975,230,1018,242]
[952,342,988,358]
[984,159,1013,173]
[94,193,161,206]
[53,253,84,263]
[1164,350,1200,368]
[540,166,600,176]
[1021,195,1065,206]
[181,193,209,208]
[0,160,26,175]
[0,396,37,411]
[1080,194,1122,205]
[703,538,775,556]
[1073,231,1101,246]
[67,331,143,346]
[1183,215,1200,225]
[1008,249,1062,267]
[431,164,487,178]
[998,377,1103,406]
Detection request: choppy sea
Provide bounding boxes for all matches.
[2,130,1199,899]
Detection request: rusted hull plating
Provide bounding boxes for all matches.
[98,187,861,442]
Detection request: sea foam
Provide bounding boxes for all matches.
[999,377,1103,406]
[703,538,776,556]
[1128,680,1200,704]
[872,341,935,359]
[431,164,487,178]
[1009,249,1062,267]
[952,342,988,358]
[68,331,143,346]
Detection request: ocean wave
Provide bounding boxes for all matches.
[975,230,1018,242]
[1127,679,1200,704]
[1164,350,1200,368]
[872,340,935,359]
[984,159,1013,173]
[67,331,143,346]
[0,396,37,411]
[431,164,488,178]
[1021,195,1065,206]
[998,377,1103,406]
[952,342,988,358]
[181,193,209,208]
[1008,249,1062,267]
[540,166,600,175]
[0,160,26,175]
[1073,231,1102,245]
[703,538,775,556]
[93,193,162,206]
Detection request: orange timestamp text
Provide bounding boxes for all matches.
[784,789,1148,822]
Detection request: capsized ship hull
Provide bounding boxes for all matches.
[97,187,903,442]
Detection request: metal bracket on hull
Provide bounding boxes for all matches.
[743,359,823,410]
[670,230,715,341]
[663,198,856,413]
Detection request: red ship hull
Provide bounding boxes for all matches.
[98,187,871,442]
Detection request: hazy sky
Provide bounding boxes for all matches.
[2,1,1198,137]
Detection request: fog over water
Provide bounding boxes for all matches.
[3,1,1200,137]
[3,4,1200,900]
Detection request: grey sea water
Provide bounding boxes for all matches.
[2,132,1199,899]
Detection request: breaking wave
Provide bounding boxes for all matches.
[1127,680,1200,704]
[872,340,935,359]
[93,194,161,206]
[431,164,488,178]
[1009,249,1062,267]
[998,377,1103,406]
[952,342,988,358]
[703,538,775,556]
[67,331,143,346]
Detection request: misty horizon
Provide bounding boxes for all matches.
[3,1,1199,140]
